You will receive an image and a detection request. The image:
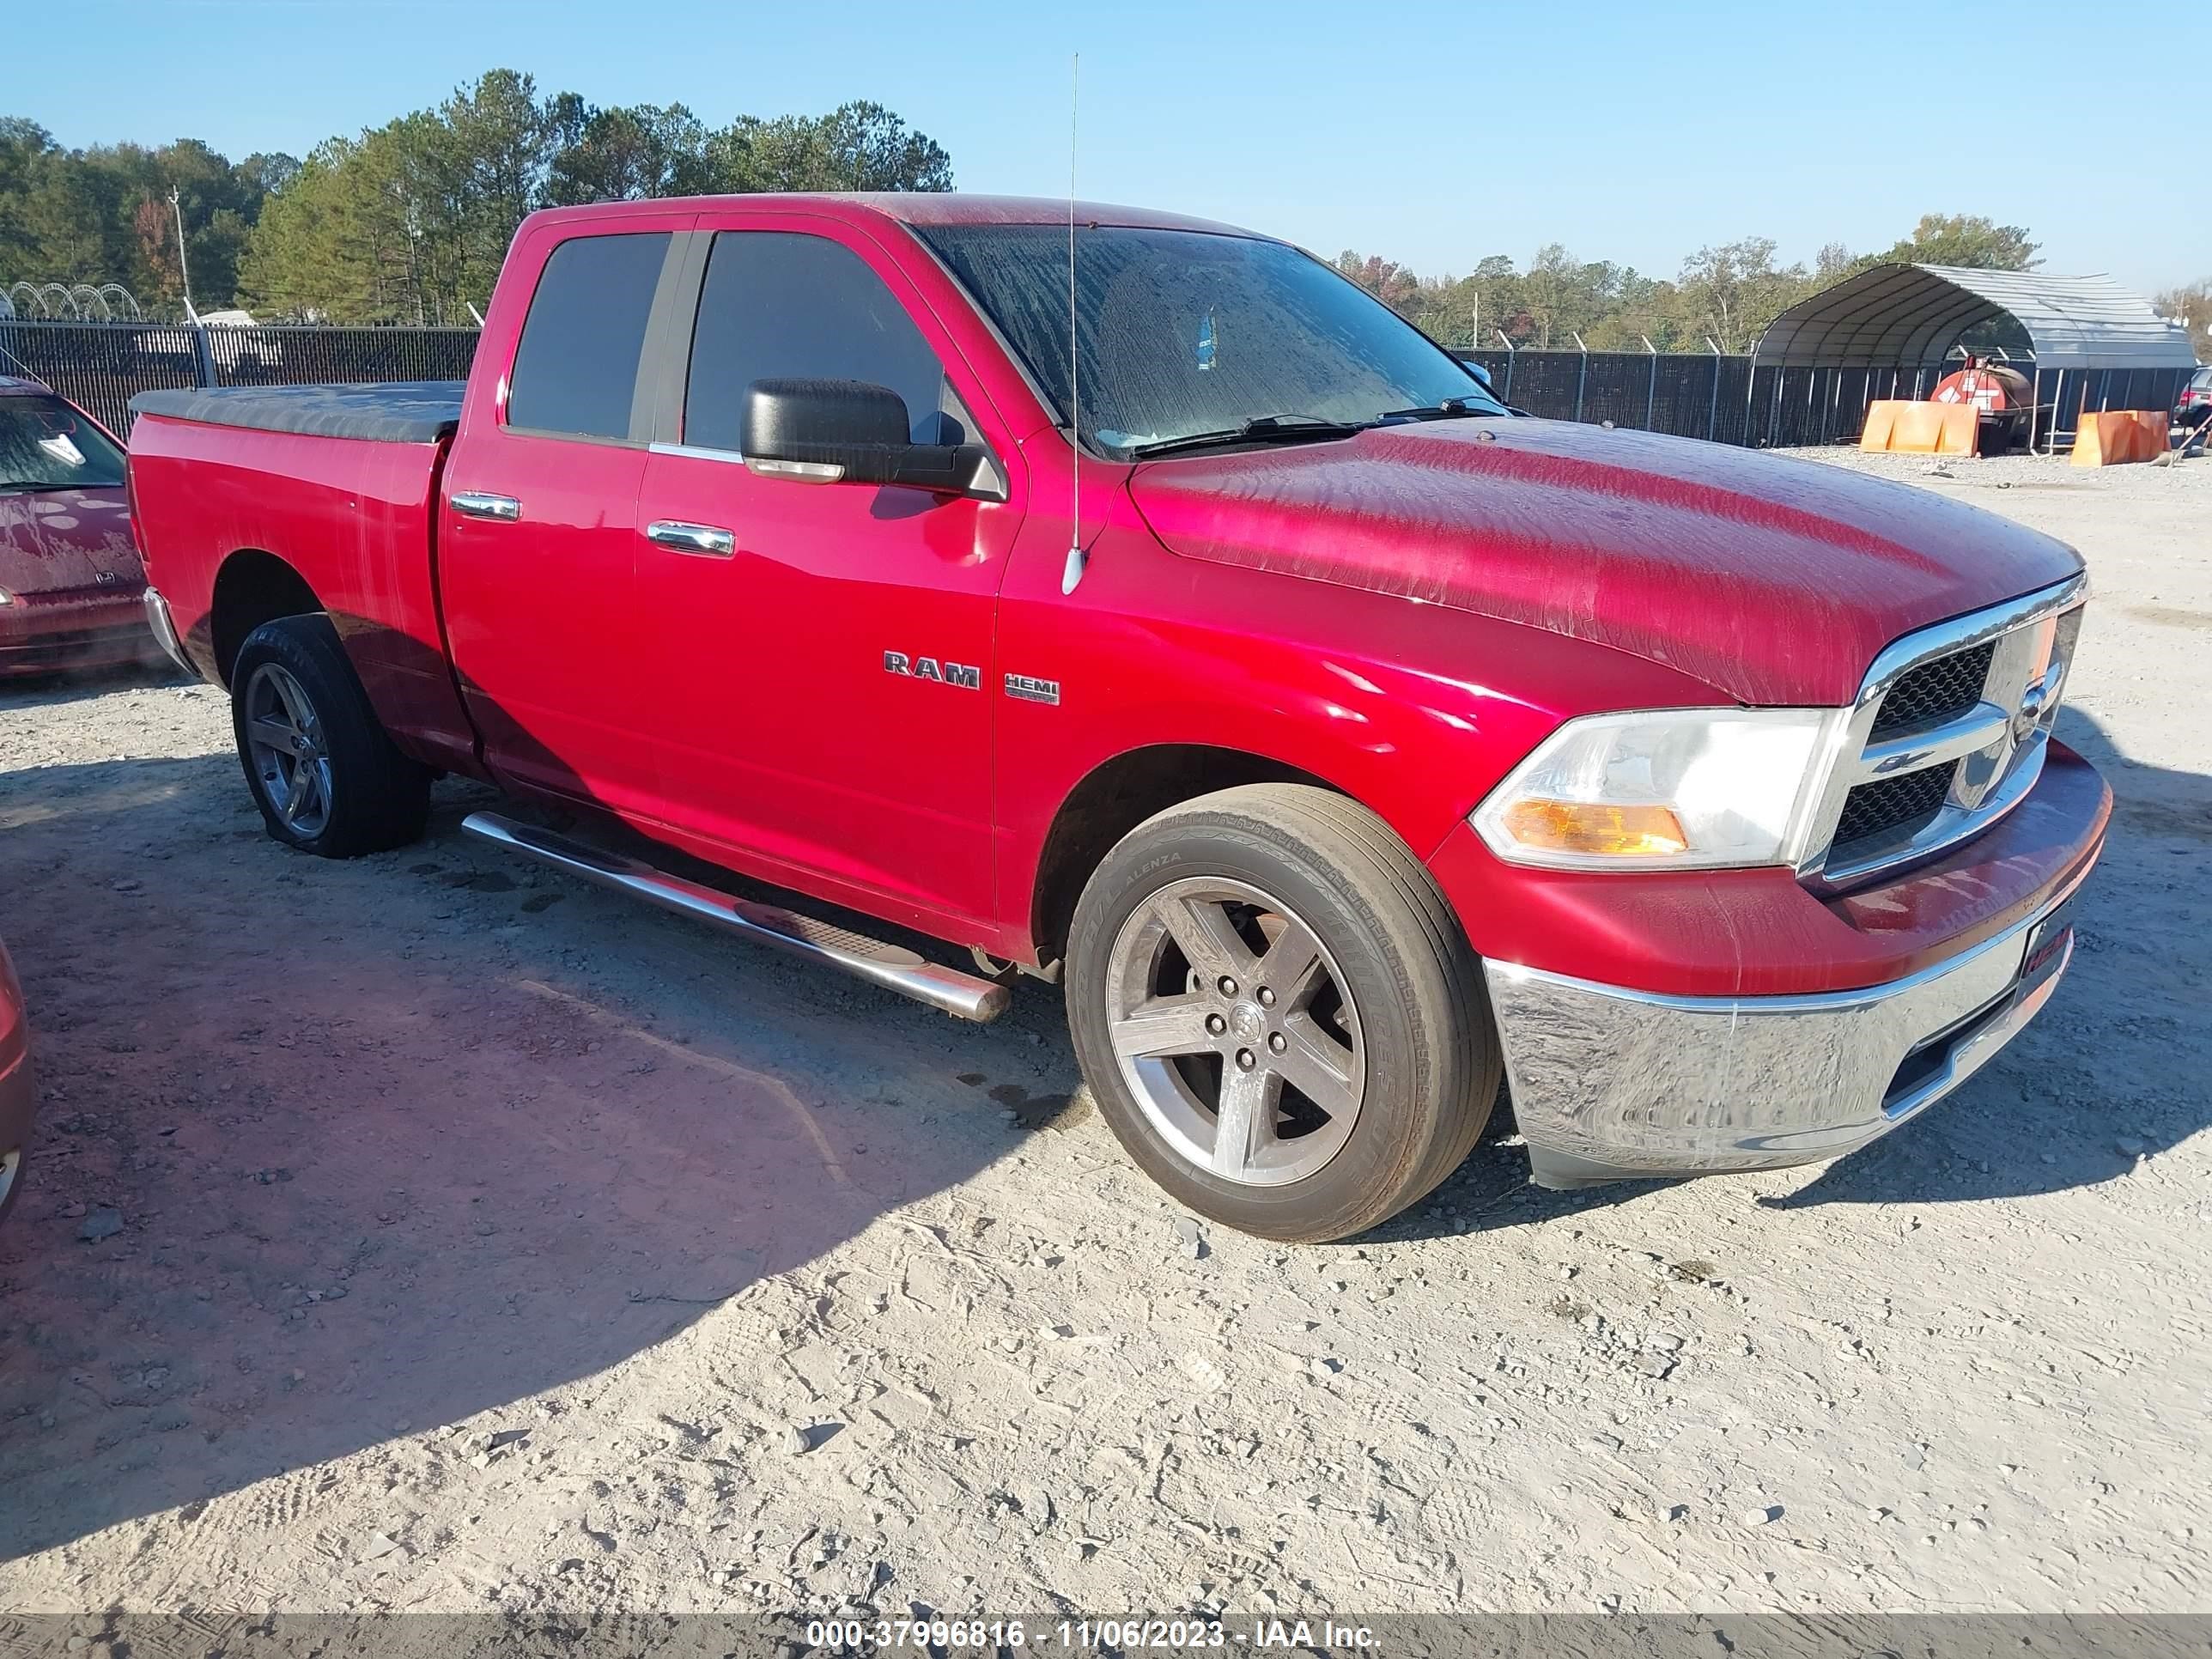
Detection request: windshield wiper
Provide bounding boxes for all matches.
[1374,397,1501,423]
[0,479,67,491]
[1127,414,1366,460]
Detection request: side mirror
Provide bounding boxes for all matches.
[1463,360,1496,392]
[739,378,1000,497]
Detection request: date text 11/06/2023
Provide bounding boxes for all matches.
[803,1617,1378,1650]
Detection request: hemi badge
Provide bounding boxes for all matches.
[1006,673,1060,706]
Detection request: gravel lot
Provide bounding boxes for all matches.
[0,449,2206,1629]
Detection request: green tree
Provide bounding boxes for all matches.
[708,100,952,192]
[546,97,713,204]
[234,74,955,320]
[443,70,552,284]
[1333,251,1420,311]
[0,118,289,313]
[1884,213,2039,271]
[1671,237,1814,355]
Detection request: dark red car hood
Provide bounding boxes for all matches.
[1127,419,2082,705]
[0,486,142,597]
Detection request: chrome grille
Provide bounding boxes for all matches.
[1833,763,1957,851]
[1869,641,1996,739]
[1799,575,2086,889]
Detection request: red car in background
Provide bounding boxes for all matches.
[0,376,162,677]
[0,938,32,1224]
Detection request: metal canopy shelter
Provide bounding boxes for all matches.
[1754,264,2196,372]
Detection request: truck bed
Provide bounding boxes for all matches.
[128,381,465,445]
[126,386,477,774]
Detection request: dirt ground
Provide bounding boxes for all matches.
[0,449,2206,1628]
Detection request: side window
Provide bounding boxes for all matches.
[684,231,957,453]
[507,232,672,440]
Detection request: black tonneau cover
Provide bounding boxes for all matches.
[128,381,465,445]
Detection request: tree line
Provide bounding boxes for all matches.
[6,78,2206,358]
[2,70,952,325]
[0,120,293,318]
[1334,215,2051,356]
[1338,217,2209,362]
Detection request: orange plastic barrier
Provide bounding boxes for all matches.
[1861,400,1978,455]
[2071,410,2169,467]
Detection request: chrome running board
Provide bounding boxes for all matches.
[461,811,1011,1024]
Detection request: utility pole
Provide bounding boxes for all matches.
[1471,293,1480,352]
[169,187,198,321]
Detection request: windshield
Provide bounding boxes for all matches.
[914,224,1504,457]
[0,393,125,491]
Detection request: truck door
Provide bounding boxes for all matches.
[633,221,1021,928]
[440,220,692,815]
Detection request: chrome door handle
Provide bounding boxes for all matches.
[451,491,521,521]
[647,520,737,558]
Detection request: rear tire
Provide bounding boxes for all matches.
[231,614,431,858]
[1066,783,1499,1243]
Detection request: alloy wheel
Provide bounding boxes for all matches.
[242,661,334,840]
[1103,875,1365,1186]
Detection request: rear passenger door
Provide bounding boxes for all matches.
[441,218,691,814]
[632,219,1021,927]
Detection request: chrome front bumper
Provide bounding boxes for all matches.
[1484,875,2087,1188]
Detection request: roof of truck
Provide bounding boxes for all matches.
[524,192,1265,240]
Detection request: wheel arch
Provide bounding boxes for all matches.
[210,549,324,687]
[1027,743,1346,964]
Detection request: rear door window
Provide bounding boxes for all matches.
[683,231,959,451]
[507,232,672,441]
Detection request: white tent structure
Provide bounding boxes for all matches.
[1753,264,2196,452]
[1756,264,2195,371]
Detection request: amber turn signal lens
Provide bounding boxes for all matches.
[1500,799,1689,858]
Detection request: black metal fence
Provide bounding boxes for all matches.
[0,319,2187,452]
[1459,349,2191,451]
[0,322,480,438]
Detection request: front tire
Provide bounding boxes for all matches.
[1066,784,1499,1243]
[231,614,431,858]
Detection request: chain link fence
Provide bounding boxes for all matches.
[0,319,2187,452]
[0,323,480,437]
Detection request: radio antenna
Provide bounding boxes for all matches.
[1060,52,1088,596]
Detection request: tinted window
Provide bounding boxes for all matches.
[684,232,952,451]
[0,393,126,491]
[507,232,671,440]
[915,224,1500,455]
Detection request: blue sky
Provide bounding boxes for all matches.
[28,0,2210,293]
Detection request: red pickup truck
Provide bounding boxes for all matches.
[125,194,2108,1242]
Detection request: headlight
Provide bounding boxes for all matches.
[0,587,14,605]
[1472,707,1848,871]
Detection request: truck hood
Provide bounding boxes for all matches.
[0,486,143,597]
[1126,419,2082,705]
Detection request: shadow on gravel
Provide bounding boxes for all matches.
[0,722,1059,1560]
